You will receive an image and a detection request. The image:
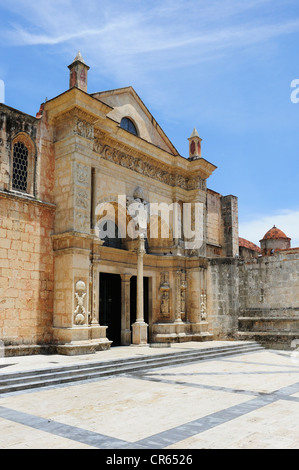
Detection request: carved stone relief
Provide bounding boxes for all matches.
[73,119,94,140]
[93,139,206,191]
[74,280,86,325]
[160,271,171,320]
[74,211,90,232]
[200,291,207,321]
[75,163,89,186]
[75,188,89,209]
[176,270,187,322]
[126,187,149,238]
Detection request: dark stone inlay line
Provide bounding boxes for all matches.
[220,356,299,370]
[134,397,266,449]
[2,368,299,449]
[0,406,139,449]
[131,379,299,449]
[129,373,269,397]
[142,369,299,376]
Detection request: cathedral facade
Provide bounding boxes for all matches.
[0,54,298,356]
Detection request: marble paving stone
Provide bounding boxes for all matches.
[1,349,299,449]
[167,400,299,449]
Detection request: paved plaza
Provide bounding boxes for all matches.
[0,342,299,449]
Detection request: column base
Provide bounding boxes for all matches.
[52,326,111,355]
[55,340,112,356]
[132,322,148,345]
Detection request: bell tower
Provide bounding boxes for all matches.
[188,128,202,160]
[68,51,90,93]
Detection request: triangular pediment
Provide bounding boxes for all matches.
[91,87,179,156]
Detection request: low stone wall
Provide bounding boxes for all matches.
[238,252,299,349]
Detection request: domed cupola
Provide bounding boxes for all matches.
[260,225,291,255]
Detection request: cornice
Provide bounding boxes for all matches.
[93,135,206,191]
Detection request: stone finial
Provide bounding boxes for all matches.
[188,128,202,159]
[68,51,90,93]
[73,51,86,64]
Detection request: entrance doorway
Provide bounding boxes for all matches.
[99,273,121,346]
[130,276,149,341]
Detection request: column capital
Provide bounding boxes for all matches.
[120,273,132,282]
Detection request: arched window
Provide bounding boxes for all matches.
[12,142,28,192]
[120,117,138,136]
[11,133,36,196]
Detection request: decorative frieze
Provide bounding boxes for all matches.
[93,139,206,191]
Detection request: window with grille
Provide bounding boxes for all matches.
[12,141,28,192]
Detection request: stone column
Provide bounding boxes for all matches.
[120,273,132,345]
[132,235,148,344]
[89,260,109,346]
[174,271,183,323]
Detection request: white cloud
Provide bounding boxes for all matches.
[239,209,299,248]
[1,0,299,78]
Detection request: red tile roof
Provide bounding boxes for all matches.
[239,237,261,253]
[261,226,291,241]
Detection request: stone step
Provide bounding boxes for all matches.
[0,342,263,395]
[0,342,261,382]
[0,343,261,386]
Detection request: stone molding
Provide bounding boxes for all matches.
[54,106,207,191]
[94,138,206,191]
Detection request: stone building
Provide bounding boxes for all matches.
[0,53,240,356]
[0,53,298,355]
[237,227,299,349]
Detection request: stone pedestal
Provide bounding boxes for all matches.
[151,321,213,343]
[132,234,148,345]
[52,325,111,355]
[132,322,148,345]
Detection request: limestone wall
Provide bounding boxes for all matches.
[207,258,240,339]
[206,189,222,246]
[0,104,56,349]
[0,194,55,346]
[238,250,299,348]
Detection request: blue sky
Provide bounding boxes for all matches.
[0,0,299,246]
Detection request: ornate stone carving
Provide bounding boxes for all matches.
[75,188,89,209]
[74,280,86,325]
[126,187,149,238]
[93,141,205,191]
[176,270,187,322]
[200,291,207,321]
[75,163,89,186]
[73,119,94,140]
[160,272,170,320]
[75,211,89,232]
[180,270,187,317]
